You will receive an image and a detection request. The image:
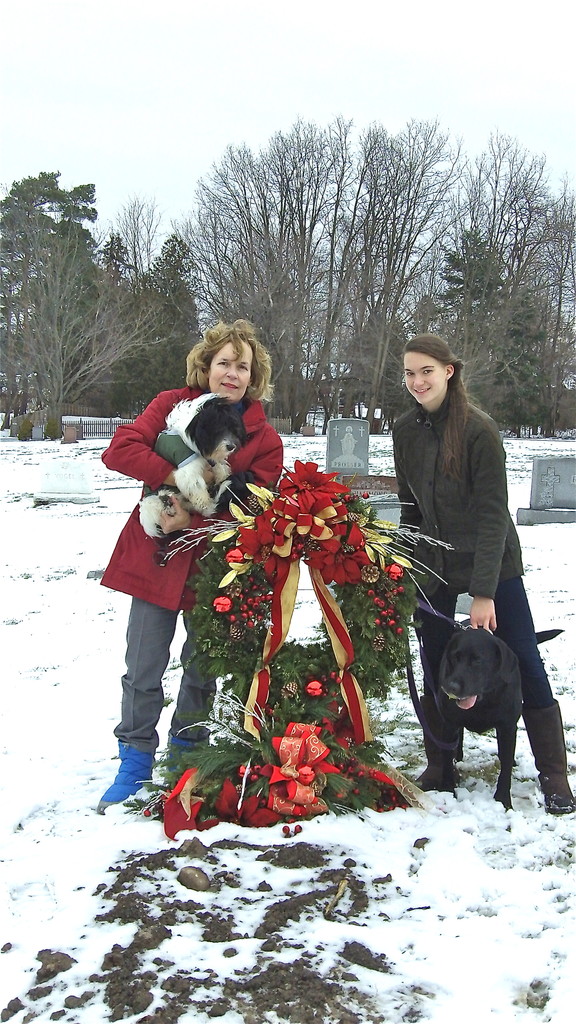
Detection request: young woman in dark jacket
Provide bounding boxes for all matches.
[393,334,574,814]
[98,320,283,812]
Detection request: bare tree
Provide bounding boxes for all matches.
[21,230,159,422]
[182,119,368,429]
[347,121,461,427]
[535,183,576,433]
[115,196,163,286]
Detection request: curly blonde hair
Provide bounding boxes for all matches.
[186,319,274,402]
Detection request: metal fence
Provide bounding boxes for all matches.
[61,417,133,439]
[61,415,294,439]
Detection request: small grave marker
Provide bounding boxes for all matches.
[34,458,98,505]
[516,456,576,525]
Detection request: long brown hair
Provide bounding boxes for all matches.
[404,334,469,478]
[186,319,274,402]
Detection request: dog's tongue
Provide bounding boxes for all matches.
[457,695,477,710]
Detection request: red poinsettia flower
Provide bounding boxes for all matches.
[279,461,349,514]
[345,522,366,550]
[215,778,280,827]
[163,770,220,839]
[307,539,371,585]
[239,514,275,557]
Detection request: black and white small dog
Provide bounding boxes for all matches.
[139,394,247,538]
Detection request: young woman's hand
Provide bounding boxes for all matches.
[470,596,497,631]
[159,495,191,534]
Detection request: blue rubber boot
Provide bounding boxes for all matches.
[166,734,200,775]
[97,742,154,814]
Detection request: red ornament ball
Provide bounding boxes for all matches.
[305,679,324,697]
[225,547,245,564]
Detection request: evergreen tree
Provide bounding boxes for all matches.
[488,291,548,433]
[0,172,98,425]
[107,234,199,415]
[437,229,505,366]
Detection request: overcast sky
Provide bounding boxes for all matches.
[1,0,574,236]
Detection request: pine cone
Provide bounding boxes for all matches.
[226,581,243,598]
[230,623,246,642]
[312,771,327,794]
[361,564,380,583]
[281,680,300,698]
[372,633,387,650]
[245,493,262,515]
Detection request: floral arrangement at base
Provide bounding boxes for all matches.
[155,461,428,838]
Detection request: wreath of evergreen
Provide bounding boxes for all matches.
[156,461,425,837]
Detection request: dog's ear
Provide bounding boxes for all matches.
[489,631,506,671]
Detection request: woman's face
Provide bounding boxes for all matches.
[207,341,253,402]
[403,351,454,413]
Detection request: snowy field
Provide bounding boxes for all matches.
[0,433,575,1023]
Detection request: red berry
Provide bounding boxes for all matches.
[282,825,291,836]
[294,824,303,834]
[143,808,152,817]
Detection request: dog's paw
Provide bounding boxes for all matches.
[139,495,166,538]
[174,460,206,498]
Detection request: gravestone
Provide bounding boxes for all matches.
[62,425,78,443]
[326,419,400,523]
[33,458,98,505]
[32,425,44,440]
[326,419,370,473]
[341,473,401,524]
[516,456,576,525]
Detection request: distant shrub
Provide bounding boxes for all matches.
[17,417,34,441]
[44,417,61,440]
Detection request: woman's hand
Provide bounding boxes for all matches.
[470,596,497,631]
[159,495,192,534]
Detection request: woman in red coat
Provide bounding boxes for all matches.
[98,320,283,811]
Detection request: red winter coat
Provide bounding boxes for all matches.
[100,387,283,611]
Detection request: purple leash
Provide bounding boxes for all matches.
[405,599,464,751]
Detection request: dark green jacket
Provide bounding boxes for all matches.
[392,400,523,598]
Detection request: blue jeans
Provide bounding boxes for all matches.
[417,577,555,709]
[114,597,216,754]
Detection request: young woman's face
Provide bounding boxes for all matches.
[207,341,253,402]
[403,351,454,413]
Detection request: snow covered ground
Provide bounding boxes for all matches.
[0,433,574,1024]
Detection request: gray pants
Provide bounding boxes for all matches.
[114,597,216,754]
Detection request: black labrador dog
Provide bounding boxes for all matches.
[436,627,522,809]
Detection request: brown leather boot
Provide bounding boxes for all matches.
[522,702,575,814]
